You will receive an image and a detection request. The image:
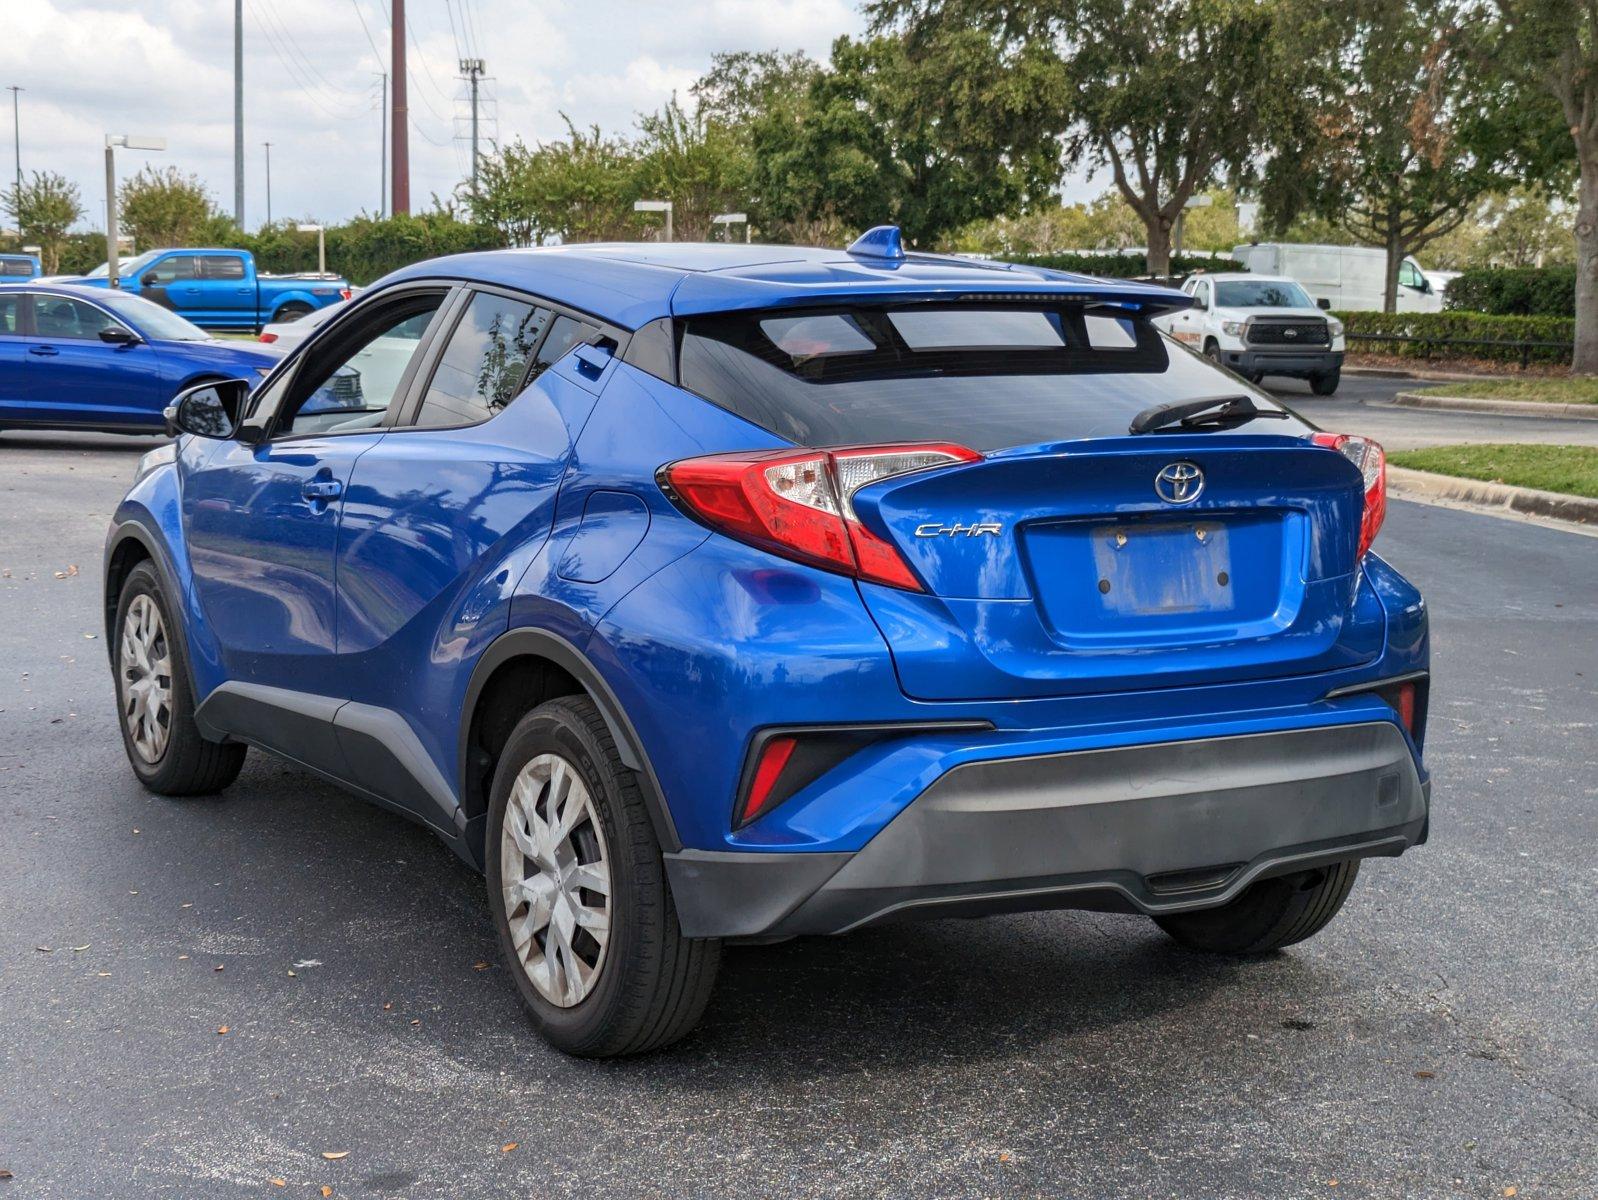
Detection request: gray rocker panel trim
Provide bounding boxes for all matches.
[666,721,1427,939]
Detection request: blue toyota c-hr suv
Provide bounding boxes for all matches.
[104,230,1429,1056]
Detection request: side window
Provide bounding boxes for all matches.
[528,314,600,383]
[1192,280,1211,309]
[200,255,246,280]
[0,293,23,333]
[274,295,446,436]
[412,293,554,428]
[1399,261,1422,289]
[143,256,195,285]
[0,259,34,278]
[33,297,126,340]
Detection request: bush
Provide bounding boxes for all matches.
[1444,267,1577,317]
[1336,309,1575,366]
[1009,251,1243,278]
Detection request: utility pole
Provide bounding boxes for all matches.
[263,141,272,227]
[6,87,21,209]
[390,0,409,215]
[376,71,388,218]
[459,58,484,198]
[233,0,244,224]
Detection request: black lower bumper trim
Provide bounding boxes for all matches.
[665,722,1428,939]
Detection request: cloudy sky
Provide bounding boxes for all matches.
[2,0,882,231]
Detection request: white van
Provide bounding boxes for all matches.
[1231,243,1442,312]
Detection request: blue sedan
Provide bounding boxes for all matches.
[0,283,282,436]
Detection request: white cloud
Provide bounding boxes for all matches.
[0,0,867,230]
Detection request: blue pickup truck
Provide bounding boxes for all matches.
[0,253,41,280]
[73,247,349,332]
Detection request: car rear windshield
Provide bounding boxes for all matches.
[679,304,1292,451]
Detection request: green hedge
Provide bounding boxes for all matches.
[1444,267,1577,318]
[216,212,505,286]
[1009,252,1243,278]
[1336,309,1575,366]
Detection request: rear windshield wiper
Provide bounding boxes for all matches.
[1128,394,1291,435]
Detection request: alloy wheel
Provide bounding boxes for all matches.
[120,594,173,764]
[500,752,612,1007]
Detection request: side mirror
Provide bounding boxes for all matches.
[140,274,159,289]
[99,326,141,346]
[164,378,253,441]
[1316,297,1331,310]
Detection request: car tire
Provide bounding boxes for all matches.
[1152,860,1360,955]
[273,302,313,323]
[1203,339,1222,363]
[1310,370,1340,396]
[113,561,247,795]
[486,695,720,1057]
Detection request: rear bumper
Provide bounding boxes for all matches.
[1223,348,1343,376]
[665,721,1427,939]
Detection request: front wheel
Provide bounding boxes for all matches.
[1152,860,1360,955]
[1310,369,1340,396]
[486,696,720,1057]
[113,562,247,794]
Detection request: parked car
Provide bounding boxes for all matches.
[1155,272,1347,393]
[0,253,41,280]
[73,248,350,332]
[105,231,1430,1057]
[1231,242,1442,312]
[0,283,364,437]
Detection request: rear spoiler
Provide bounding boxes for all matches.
[669,260,1195,320]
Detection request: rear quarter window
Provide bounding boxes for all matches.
[679,304,1297,451]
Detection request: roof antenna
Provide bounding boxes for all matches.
[846,225,905,261]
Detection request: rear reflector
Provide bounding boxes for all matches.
[740,735,798,827]
[1391,681,1416,735]
[1312,432,1386,558]
[661,442,980,591]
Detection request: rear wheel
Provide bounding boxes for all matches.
[1310,369,1340,396]
[486,696,720,1056]
[1152,860,1360,955]
[113,562,247,794]
[273,302,313,323]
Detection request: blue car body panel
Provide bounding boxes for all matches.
[105,241,1430,939]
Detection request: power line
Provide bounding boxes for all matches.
[246,0,368,120]
[348,0,383,61]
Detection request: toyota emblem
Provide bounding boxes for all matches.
[1155,461,1205,504]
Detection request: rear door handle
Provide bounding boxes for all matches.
[301,478,344,504]
[29,345,57,356]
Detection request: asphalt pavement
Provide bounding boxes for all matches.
[2,392,1595,1198]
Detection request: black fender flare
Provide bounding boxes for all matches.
[459,627,682,855]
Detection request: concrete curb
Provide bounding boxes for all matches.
[1393,391,1598,421]
[1346,366,1499,383]
[1387,465,1598,527]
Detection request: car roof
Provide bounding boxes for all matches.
[1194,273,1298,284]
[0,281,125,299]
[376,241,1190,331]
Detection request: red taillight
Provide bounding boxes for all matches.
[1312,432,1386,558]
[661,442,981,591]
[340,287,352,301]
[740,735,798,826]
[257,331,278,343]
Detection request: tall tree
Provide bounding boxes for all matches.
[634,97,754,242]
[1267,0,1562,312]
[871,0,1292,274]
[118,166,216,248]
[1496,0,1598,372]
[471,120,641,245]
[2,171,84,273]
[744,34,1059,247]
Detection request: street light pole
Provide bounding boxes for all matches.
[234,0,244,224]
[263,141,272,227]
[103,134,166,289]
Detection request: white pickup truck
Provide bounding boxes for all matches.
[1155,273,1347,395]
